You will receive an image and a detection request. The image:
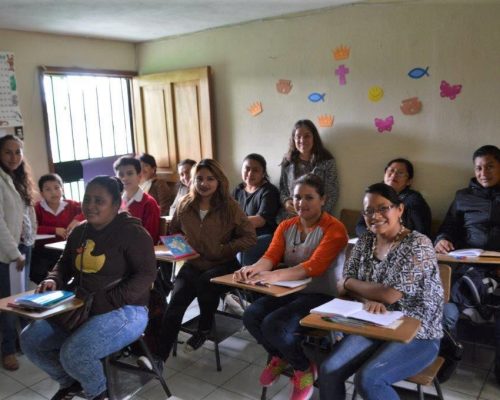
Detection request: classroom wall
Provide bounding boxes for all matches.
[137,1,500,220]
[0,29,136,185]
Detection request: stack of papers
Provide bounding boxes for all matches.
[9,290,75,311]
[448,249,500,258]
[311,298,404,327]
[272,278,312,288]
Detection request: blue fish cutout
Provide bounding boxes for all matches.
[408,67,430,79]
[308,92,326,102]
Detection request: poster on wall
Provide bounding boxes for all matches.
[0,52,23,128]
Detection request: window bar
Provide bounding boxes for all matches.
[49,76,62,162]
[95,84,104,158]
[66,78,78,161]
[108,78,118,154]
[122,79,132,153]
[81,87,91,160]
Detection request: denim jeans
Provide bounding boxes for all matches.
[158,259,239,360]
[243,292,332,371]
[0,244,32,356]
[20,305,148,399]
[443,302,460,334]
[238,234,273,266]
[319,335,440,400]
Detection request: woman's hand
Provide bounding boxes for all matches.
[246,270,281,286]
[55,227,68,239]
[15,255,25,271]
[284,200,297,215]
[233,265,259,282]
[435,239,454,254]
[36,279,57,293]
[363,300,387,314]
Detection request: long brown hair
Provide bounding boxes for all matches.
[281,119,333,167]
[0,135,35,205]
[179,159,231,220]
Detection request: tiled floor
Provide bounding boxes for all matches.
[1,306,499,400]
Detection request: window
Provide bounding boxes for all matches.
[40,67,136,201]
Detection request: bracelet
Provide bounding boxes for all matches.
[343,277,351,291]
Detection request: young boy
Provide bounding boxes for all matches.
[114,156,160,243]
[33,173,83,283]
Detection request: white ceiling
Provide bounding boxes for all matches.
[0,0,368,43]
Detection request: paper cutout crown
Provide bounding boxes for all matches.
[248,101,263,116]
[333,45,350,61]
[318,114,334,128]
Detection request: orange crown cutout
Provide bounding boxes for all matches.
[248,101,263,117]
[333,45,350,61]
[318,114,334,128]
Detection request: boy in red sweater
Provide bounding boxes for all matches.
[113,156,160,243]
[32,174,83,283]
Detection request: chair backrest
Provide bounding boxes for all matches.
[339,208,360,238]
[438,263,452,303]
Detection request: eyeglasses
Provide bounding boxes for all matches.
[385,168,408,178]
[362,204,397,217]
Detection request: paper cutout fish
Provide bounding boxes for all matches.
[408,67,430,79]
[440,80,462,100]
[374,116,394,133]
[308,93,326,102]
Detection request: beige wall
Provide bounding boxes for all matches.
[137,2,500,220]
[0,29,136,184]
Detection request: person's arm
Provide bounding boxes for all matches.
[233,257,273,281]
[46,227,81,288]
[105,227,157,307]
[315,158,339,214]
[435,195,463,252]
[248,215,266,229]
[253,184,280,229]
[220,205,257,257]
[0,199,22,261]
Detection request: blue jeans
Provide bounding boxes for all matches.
[0,244,31,356]
[20,305,147,399]
[319,335,440,400]
[243,292,331,371]
[238,234,273,266]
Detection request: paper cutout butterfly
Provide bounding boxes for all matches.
[374,116,394,133]
[440,80,462,100]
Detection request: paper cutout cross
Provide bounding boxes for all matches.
[335,64,349,85]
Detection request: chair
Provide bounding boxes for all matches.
[103,336,172,400]
[351,263,451,400]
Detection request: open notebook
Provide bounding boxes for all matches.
[311,298,404,327]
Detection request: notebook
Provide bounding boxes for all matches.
[311,298,404,327]
[159,234,198,259]
[448,249,500,258]
[9,290,75,311]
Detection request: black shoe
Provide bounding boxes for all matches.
[50,381,83,400]
[137,355,164,374]
[184,331,209,352]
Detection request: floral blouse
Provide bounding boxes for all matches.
[345,230,443,340]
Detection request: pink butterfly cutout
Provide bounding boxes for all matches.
[440,80,462,100]
[374,116,394,133]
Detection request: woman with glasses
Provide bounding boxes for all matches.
[279,119,338,220]
[319,183,443,400]
[355,158,431,237]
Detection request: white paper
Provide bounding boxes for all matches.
[35,234,56,241]
[272,278,312,288]
[9,261,25,295]
[448,248,484,257]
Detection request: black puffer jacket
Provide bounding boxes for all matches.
[435,179,500,250]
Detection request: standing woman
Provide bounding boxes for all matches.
[21,176,156,400]
[138,153,173,216]
[155,159,256,360]
[319,183,443,400]
[233,153,280,265]
[0,134,37,371]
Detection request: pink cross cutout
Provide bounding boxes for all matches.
[335,64,349,85]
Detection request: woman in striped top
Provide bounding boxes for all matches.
[234,174,348,400]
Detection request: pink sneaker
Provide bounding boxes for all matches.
[259,356,288,387]
[290,364,317,400]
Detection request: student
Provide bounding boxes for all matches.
[0,134,37,371]
[32,173,82,283]
[355,158,432,237]
[113,156,160,243]
[148,159,256,365]
[138,153,173,216]
[235,174,348,400]
[169,158,196,216]
[280,119,338,219]
[233,153,280,265]
[21,176,156,400]
[434,144,500,383]
[320,183,443,400]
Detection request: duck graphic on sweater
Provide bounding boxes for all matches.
[75,240,106,273]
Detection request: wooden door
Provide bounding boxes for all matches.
[132,66,214,177]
